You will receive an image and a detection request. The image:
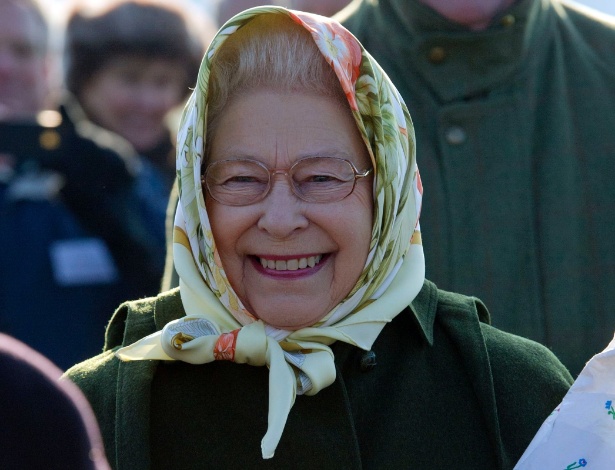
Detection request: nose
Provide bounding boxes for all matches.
[133,82,168,114]
[256,174,309,239]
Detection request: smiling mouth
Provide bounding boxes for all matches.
[257,255,323,271]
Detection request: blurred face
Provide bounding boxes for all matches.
[80,56,187,152]
[0,1,49,120]
[206,90,373,330]
[290,0,350,17]
[418,0,516,29]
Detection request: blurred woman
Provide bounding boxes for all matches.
[64,0,211,249]
[65,0,209,192]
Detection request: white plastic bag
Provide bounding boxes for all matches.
[515,333,615,469]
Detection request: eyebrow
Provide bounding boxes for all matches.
[211,149,359,162]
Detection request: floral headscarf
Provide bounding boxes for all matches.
[116,7,424,459]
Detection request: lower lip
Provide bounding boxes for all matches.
[250,254,330,279]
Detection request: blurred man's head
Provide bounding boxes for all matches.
[0,0,50,121]
[417,0,517,30]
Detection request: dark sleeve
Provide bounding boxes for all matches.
[481,323,573,461]
[57,132,166,298]
[2,116,167,298]
[64,294,169,469]
[63,349,120,465]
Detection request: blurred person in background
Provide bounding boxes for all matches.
[0,0,165,369]
[0,333,110,469]
[65,0,209,204]
[288,0,350,17]
[336,0,615,376]
[0,0,51,119]
[216,0,350,25]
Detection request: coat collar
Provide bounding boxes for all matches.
[409,279,438,345]
[343,0,551,102]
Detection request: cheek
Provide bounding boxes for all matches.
[205,199,252,265]
[207,207,237,278]
[348,183,374,239]
[158,83,185,107]
[83,81,127,120]
[95,75,135,104]
[22,64,43,85]
[323,188,373,259]
[339,186,374,266]
[205,197,225,250]
[105,84,135,109]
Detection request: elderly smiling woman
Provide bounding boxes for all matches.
[65,7,572,469]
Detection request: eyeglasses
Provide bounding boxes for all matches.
[202,156,372,206]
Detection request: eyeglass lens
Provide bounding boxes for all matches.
[205,157,361,206]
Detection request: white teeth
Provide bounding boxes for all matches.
[259,255,322,271]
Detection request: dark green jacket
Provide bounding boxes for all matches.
[338,0,615,376]
[65,281,572,469]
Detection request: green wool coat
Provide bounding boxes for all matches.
[65,281,572,469]
[338,0,615,376]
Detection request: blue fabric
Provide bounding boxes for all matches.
[0,183,126,369]
[133,158,171,250]
[0,106,167,370]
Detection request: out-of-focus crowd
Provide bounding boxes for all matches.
[0,0,207,370]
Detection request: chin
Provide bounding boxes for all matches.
[250,303,329,331]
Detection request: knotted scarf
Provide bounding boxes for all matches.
[116,6,425,459]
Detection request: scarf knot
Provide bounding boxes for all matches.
[213,330,239,361]
[159,317,269,367]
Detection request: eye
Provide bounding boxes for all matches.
[225,175,262,184]
[293,166,346,184]
[205,160,272,205]
[295,169,350,186]
[306,174,340,183]
[10,41,37,60]
[292,157,355,185]
[208,161,269,187]
[118,70,142,86]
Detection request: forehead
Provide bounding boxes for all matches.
[100,55,187,78]
[209,89,370,169]
[0,2,46,50]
